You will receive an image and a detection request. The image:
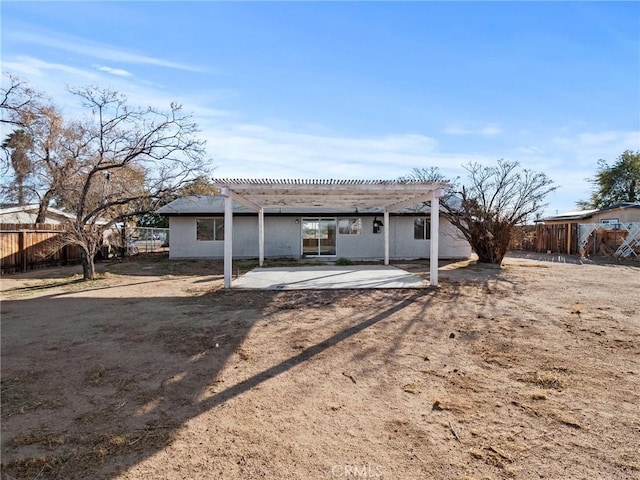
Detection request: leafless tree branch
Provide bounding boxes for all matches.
[404,159,556,265]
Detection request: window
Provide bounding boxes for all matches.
[600,218,619,226]
[197,218,224,241]
[414,218,431,240]
[338,218,362,235]
[215,219,225,240]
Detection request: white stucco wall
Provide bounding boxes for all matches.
[336,216,470,259]
[389,216,471,259]
[169,216,302,259]
[169,216,221,258]
[168,215,471,260]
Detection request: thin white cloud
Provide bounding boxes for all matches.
[3,56,99,80]
[507,128,639,215]
[3,57,235,123]
[578,131,640,148]
[5,50,630,219]
[201,124,485,180]
[443,123,502,136]
[516,146,545,155]
[96,65,132,77]
[12,31,204,73]
[201,121,632,217]
[554,130,640,149]
[553,130,640,166]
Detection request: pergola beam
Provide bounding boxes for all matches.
[227,191,262,211]
[213,179,448,210]
[383,193,436,212]
[215,179,448,289]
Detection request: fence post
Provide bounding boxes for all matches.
[19,230,27,272]
[537,225,542,252]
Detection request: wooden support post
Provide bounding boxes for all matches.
[430,190,440,287]
[223,189,233,289]
[258,208,265,267]
[383,209,390,265]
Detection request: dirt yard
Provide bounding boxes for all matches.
[1,254,639,480]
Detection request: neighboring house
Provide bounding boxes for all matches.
[0,203,119,256]
[0,205,80,274]
[0,204,76,224]
[538,202,640,226]
[158,195,472,260]
[0,204,120,229]
[532,202,640,258]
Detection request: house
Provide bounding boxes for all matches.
[538,202,640,226]
[158,196,471,261]
[0,203,123,264]
[0,204,122,231]
[533,202,640,258]
[0,204,76,224]
[160,179,476,288]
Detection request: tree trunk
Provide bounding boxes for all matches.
[80,249,96,280]
[470,239,506,265]
[36,190,54,223]
[475,248,500,265]
[17,183,25,206]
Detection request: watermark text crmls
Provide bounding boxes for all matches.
[331,464,384,478]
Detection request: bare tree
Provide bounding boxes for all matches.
[27,105,70,222]
[2,76,211,279]
[404,160,556,265]
[400,166,450,184]
[1,74,67,218]
[1,72,44,127]
[54,87,210,279]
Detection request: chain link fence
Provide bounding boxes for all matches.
[105,226,169,257]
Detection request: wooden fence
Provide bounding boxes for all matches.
[511,222,639,259]
[0,224,82,274]
[511,223,579,255]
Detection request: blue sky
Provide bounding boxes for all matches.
[2,1,639,216]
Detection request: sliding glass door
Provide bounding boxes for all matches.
[301,218,336,256]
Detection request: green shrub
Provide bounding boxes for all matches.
[335,257,353,266]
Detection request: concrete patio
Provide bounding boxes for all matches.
[233,265,429,290]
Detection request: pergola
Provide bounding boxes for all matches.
[212,179,446,289]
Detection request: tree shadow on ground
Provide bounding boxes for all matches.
[0,283,429,479]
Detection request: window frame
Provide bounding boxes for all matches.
[196,217,224,241]
[338,218,363,235]
[413,217,431,240]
